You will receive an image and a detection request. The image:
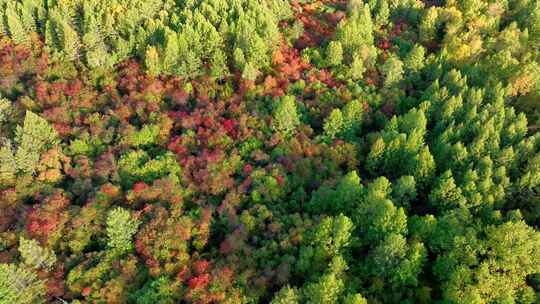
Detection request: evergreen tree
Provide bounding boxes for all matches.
[302,256,347,304]
[404,44,426,72]
[336,3,374,58]
[343,294,368,304]
[326,41,344,67]
[428,170,466,212]
[0,97,10,124]
[0,263,46,304]
[270,286,299,304]
[145,46,161,77]
[374,0,390,26]
[350,53,366,80]
[323,109,344,140]
[18,237,56,270]
[0,143,16,185]
[272,95,300,137]
[368,233,426,286]
[342,99,364,138]
[14,111,59,175]
[106,207,141,255]
[4,2,28,44]
[381,55,404,88]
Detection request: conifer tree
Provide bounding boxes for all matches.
[272,96,300,137]
[270,286,299,304]
[343,294,368,304]
[326,41,344,67]
[0,143,16,185]
[145,46,161,77]
[18,237,56,270]
[14,111,59,175]
[428,170,466,212]
[404,44,426,72]
[350,53,366,80]
[0,97,10,124]
[374,0,390,26]
[106,207,141,255]
[323,109,344,140]
[336,3,374,58]
[0,263,46,304]
[4,2,28,44]
[381,55,404,88]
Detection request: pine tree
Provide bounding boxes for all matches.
[14,111,59,175]
[428,170,466,212]
[18,237,56,270]
[145,46,161,77]
[350,53,366,80]
[272,95,300,137]
[0,96,11,125]
[270,286,300,304]
[368,233,426,286]
[392,175,416,209]
[419,7,438,43]
[405,44,426,72]
[374,0,390,26]
[355,177,407,244]
[343,294,368,304]
[0,143,16,185]
[242,62,259,81]
[530,2,540,48]
[57,17,81,61]
[326,41,344,67]
[0,263,46,304]
[342,99,364,138]
[81,15,109,68]
[106,207,141,255]
[381,55,404,88]
[302,256,347,304]
[323,109,344,140]
[336,3,374,57]
[5,2,28,44]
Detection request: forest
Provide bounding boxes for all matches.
[0,0,539,303]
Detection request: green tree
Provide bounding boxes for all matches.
[14,111,59,175]
[367,233,426,286]
[18,237,56,270]
[381,55,404,88]
[308,171,363,214]
[272,95,301,137]
[0,143,16,185]
[0,97,10,124]
[428,170,466,212]
[0,263,46,304]
[4,2,29,44]
[302,256,347,304]
[404,44,426,72]
[323,109,344,140]
[270,285,300,304]
[145,46,161,77]
[130,276,178,304]
[336,3,374,58]
[343,293,368,304]
[342,99,364,139]
[354,177,408,244]
[392,175,416,209]
[350,53,366,80]
[326,41,343,67]
[118,150,182,189]
[374,0,390,26]
[106,207,141,255]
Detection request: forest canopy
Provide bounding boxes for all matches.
[0,0,539,303]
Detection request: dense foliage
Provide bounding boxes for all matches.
[0,0,539,303]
